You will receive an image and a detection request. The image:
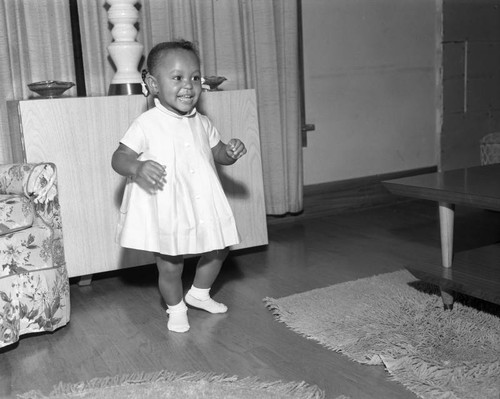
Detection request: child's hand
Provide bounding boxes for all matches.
[135,160,166,193]
[226,139,247,160]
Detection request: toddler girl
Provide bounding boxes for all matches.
[111,40,246,333]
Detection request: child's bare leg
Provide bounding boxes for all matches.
[155,253,184,304]
[155,253,189,332]
[185,248,229,314]
[193,248,229,288]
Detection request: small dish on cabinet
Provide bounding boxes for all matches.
[28,80,75,98]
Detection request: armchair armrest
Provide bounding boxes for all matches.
[0,163,57,203]
[0,163,61,235]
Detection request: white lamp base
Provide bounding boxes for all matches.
[106,0,143,96]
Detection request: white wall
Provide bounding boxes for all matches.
[302,0,440,185]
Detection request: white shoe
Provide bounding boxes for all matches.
[185,292,228,314]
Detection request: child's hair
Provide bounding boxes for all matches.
[146,39,200,77]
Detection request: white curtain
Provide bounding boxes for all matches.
[0,0,302,215]
[0,0,76,164]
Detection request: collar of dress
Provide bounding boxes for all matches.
[154,98,197,119]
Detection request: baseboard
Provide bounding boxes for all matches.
[267,166,437,223]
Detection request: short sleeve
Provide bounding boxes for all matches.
[120,120,146,154]
[200,114,221,148]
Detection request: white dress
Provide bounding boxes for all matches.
[116,100,240,256]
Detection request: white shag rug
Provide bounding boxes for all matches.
[18,370,330,399]
[264,269,500,399]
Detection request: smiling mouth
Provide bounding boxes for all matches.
[178,94,194,103]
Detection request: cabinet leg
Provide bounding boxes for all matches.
[77,274,93,286]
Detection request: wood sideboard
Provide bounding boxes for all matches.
[8,90,268,279]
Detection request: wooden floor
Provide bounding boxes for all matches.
[2,200,500,399]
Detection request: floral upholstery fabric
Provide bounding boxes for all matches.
[0,194,34,234]
[0,163,70,348]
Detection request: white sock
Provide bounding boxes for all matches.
[185,286,228,314]
[166,300,190,333]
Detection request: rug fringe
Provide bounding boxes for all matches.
[46,370,237,395]
[263,297,350,354]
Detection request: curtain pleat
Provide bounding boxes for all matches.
[0,0,75,164]
[76,0,112,96]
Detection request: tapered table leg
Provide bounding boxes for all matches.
[439,202,455,309]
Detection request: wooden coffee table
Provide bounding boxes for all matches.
[383,164,500,307]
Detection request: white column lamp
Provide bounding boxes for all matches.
[107,0,143,95]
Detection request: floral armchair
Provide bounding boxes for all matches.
[0,163,70,348]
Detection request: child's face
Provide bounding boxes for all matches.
[150,49,202,115]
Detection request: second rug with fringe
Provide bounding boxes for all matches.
[263,269,500,399]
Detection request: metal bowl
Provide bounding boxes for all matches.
[28,80,75,98]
